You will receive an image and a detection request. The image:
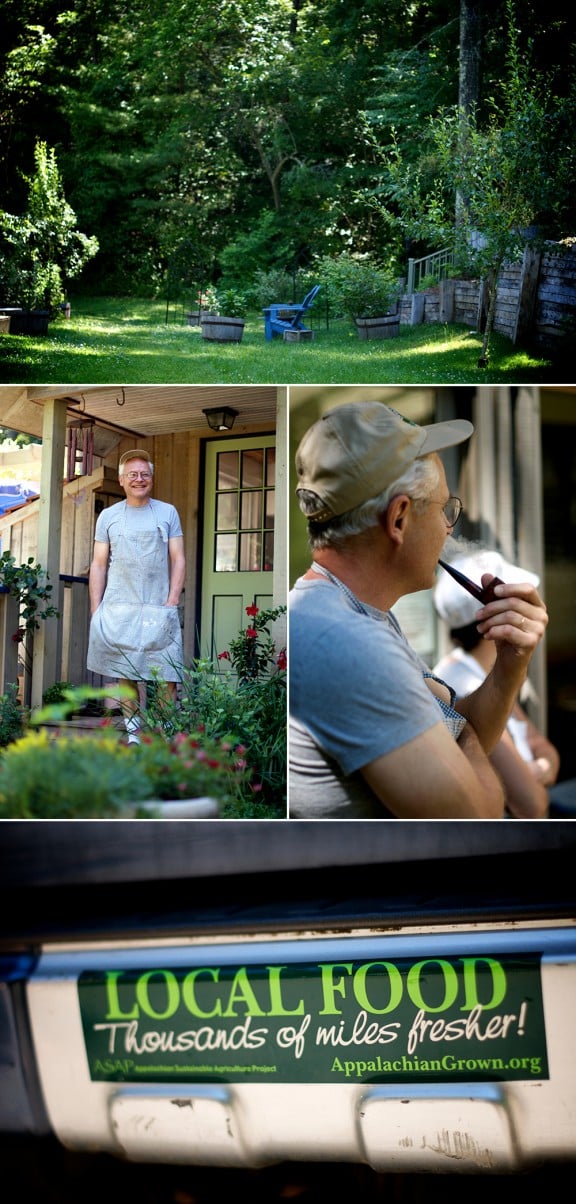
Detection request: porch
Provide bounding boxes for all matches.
[0,385,287,711]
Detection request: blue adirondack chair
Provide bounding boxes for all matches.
[263,284,321,340]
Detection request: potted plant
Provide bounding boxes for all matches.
[0,716,250,819]
[187,285,220,325]
[200,287,249,342]
[317,252,400,338]
[0,141,98,334]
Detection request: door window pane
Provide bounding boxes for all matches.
[264,531,274,571]
[239,532,262,571]
[266,448,276,487]
[216,493,238,530]
[217,451,238,489]
[241,449,263,487]
[215,533,237,572]
[265,490,275,528]
[241,490,262,529]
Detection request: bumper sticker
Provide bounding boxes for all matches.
[78,952,548,1084]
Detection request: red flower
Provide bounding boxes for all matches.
[245,627,257,639]
[277,648,287,670]
[11,627,24,644]
[218,650,231,660]
[245,603,259,617]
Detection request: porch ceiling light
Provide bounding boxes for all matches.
[203,406,238,432]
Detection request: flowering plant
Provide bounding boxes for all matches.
[197,286,220,312]
[0,722,250,819]
[219,603,287,682]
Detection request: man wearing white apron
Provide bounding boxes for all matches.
[87,448,186,742]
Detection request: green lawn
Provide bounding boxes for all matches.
[0,295,555,384]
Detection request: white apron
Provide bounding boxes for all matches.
[87,501,183,681]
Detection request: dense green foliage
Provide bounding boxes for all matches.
[0,141,98,314]
[1,1,575,301]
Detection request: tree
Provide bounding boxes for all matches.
[382,0,576,364]
[0,140,99,313]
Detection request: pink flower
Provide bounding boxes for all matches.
[245,627,257,639]
[277,648,287,670]
[218,649,230,660]
[246,604,259,617]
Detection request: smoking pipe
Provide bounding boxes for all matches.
[437,559,504,605]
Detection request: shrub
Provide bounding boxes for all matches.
[41,680,75,707]
[213,287,249,318]
[0,141,98,316]
[251,269,298,308]
[144,605,287,817]
[0,725,249,818]
[316,252,398,320]
[0,683,26,749]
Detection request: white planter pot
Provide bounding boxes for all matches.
[125,797,220,818]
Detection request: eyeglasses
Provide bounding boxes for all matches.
[126,471,152,481]
[429,495,463,528]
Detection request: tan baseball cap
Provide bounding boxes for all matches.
[119,448,153,468]
[295,401,474,521]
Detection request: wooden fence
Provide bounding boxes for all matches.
[399,242,576,350]
[0,575,98,705]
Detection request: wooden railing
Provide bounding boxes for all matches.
[0,574,96,704]
[407,247,455,293]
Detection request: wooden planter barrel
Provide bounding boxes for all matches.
[355,315,400,340]
[200,315,245,343]
[9,310,50,336]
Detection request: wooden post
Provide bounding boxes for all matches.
[513,245,542,345]
[411,293,425,325]
[439,278,455,322]
[31,397,67,709]
[0,590,21,693]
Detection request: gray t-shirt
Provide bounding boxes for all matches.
[94,498,183,547]
[289,576,464,819]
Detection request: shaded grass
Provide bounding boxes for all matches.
[0,295,554,384]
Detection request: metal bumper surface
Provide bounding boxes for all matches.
[25,922,576,1173]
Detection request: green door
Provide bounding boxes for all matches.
[200,435,276,659]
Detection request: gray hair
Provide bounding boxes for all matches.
[298,454,440,550]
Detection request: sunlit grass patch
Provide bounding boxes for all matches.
[0,296,554,384]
